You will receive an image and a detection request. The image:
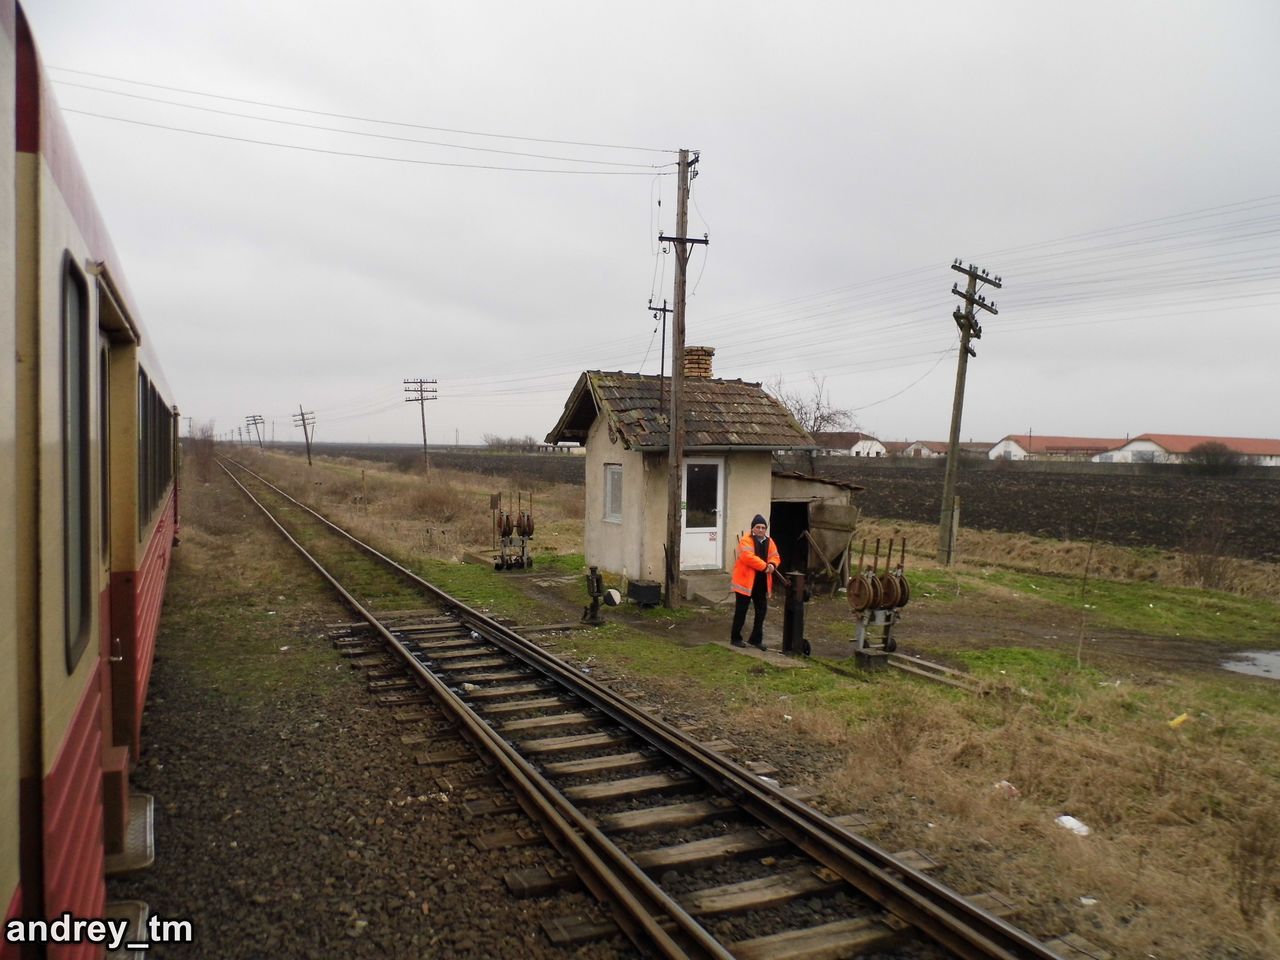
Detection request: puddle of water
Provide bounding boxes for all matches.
[1221,650,1280,679]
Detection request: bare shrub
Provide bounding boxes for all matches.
[1180,512,1241,591]
[406,485,468,521]
[1229,801,1280,925]
[190,423,216,482]
[1184,440,1245,475]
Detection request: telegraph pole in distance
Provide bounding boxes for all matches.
[246,414,265,448]
[657,149,708,608]
[403,378,438,461]
[938,260,1002,565]
[648,298,672,410]
[293,405,316,466]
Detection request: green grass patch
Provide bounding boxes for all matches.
[980,570,1280,645]
[546,623,915,722]
[902,566,969,602]
[414,558,562,622]
[532,552,587,575]
[955,647,1104,706]
[161,529,350,708]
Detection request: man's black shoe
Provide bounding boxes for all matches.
[748,640,766,650]
[730,639,746,648]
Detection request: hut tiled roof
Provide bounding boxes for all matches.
[545,371,815,450]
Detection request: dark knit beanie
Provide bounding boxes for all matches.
[751,514,768,528]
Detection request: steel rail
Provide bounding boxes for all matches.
[218,460,734,960]
[222,458,1063,960]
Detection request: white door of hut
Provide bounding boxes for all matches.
[680,457,723,569]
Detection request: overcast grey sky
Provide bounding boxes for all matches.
[23,0,1280,446]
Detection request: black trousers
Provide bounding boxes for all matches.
[730,580,768,644]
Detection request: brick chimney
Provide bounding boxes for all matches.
[682,346,715,379]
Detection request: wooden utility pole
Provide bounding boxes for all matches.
[648,298,672,408]
[658,149,707,608]
[293,405,315,466]
[403,378,438,459]
[245,414,265,448]
[938,260,1002,564]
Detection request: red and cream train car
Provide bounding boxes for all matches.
[4,3,179,956]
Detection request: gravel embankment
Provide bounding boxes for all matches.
[108,473,634,960]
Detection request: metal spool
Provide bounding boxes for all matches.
[877,574,902,609]
[894,574,911,608]
[847,573,882,613]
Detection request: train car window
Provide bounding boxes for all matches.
[99,342,110,560]
[153,386,161,502]
[138,369,149,536]
[159,399,172,491]
[135,365,176,536]
[63,260,92,672]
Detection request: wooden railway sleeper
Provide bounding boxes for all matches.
[221,460,738,960]
[224,459,1061,960]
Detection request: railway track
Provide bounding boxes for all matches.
[218,457,1088,960]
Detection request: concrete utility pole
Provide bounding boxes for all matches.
[404,378,438,460]
[293,405,316,466]
[658,149,708,608]
[937,260,1002,565]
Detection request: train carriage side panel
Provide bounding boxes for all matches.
[14,8,121,952]
[13,9,177,950]
[2,0,22,951]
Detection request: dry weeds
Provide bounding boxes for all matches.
[232,448,584,564]
[816,679,1280,958]
[859,517,1280,601]
[187,423,217,483]
[227,447,1279,958]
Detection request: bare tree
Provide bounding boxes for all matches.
[766,374,856,435]
[482,433,541,452]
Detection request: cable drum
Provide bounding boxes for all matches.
[847,574,880,613]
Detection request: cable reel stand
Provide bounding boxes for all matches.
[494,491,534,570]
[848,537,911,653]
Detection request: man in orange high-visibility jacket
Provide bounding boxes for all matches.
[730,514,781,649]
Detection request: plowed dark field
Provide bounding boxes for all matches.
[810,463,1280,562]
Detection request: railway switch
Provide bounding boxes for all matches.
[781,571,812,657]
[582,566,606,624]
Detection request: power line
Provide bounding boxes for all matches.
[63,109,676,175]
[49,65,676,154]
[54,79,670,169]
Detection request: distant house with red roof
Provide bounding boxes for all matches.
[903,440,946,458]
[989,434,1125,461]
[1099,434,1280,466]
[813,431,887,457]
[903,440,991,459]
